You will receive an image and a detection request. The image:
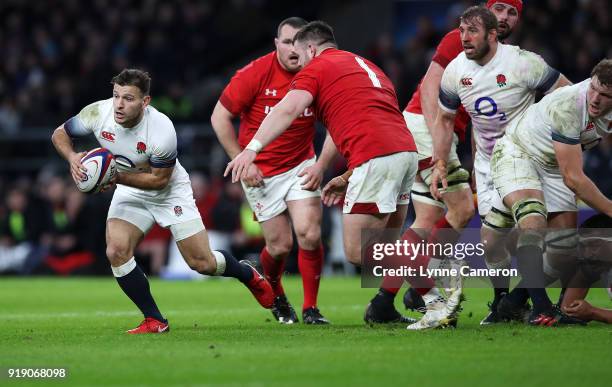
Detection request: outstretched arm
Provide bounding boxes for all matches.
[224,89,313,182]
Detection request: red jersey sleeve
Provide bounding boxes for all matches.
[219,63,259,116]
[431,29,463,69]
[289,62,321,98]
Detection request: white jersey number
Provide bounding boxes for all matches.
[355,57,381,88]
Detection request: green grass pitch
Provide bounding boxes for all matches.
[1,277,611,387]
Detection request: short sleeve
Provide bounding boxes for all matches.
[219,63,258,115]
[150,116,178,168]
[289,61,321,97]
[64,101,104,138]
[548,95,581,145]
[438,61,461,113]
[431,30,463,68]
[520,50,560,94]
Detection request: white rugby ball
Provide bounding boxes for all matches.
[76,148,117,194]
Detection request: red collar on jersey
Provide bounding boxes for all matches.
[486,0,523,16]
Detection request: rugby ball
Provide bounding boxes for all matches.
[76,148,117,193]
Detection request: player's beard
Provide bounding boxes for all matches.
[497,22,512,41]
[468,41,491,61]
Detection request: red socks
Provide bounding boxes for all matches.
[298,244,324,311]
[260,247,287,297]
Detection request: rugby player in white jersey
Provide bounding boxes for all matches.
[417,5,571,329]
[491,59,612,325]
[376,0,524,326]
[51,69,274,334]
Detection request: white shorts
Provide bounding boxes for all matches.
[108,184,204,240]
[344,152,417,214]
[491,137,578,213]
[403,111,460,164]
[474,152,497,216]
[242,157,321,222]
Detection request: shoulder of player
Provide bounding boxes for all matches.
[77,98,112,123]
[439,28,461,45]
[445,52,467,72]
[146,105,176,132]
[235,51,276,77]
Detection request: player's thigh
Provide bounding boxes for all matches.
[343,152,415,215]
[287,197,322,248]
[491,138,547,228]
[259,212,293,256]
[105,218,145,266]
[342,212,390,265]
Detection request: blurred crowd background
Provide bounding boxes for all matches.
[1,0,610,276]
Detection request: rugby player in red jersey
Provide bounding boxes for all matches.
[212,17,336,324]
[226,21,458,326]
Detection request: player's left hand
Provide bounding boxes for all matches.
[298,163,324,191]
[563,299,593,321]
[322,175,348,207]
[225,150,257,183]
[430,160,448,200]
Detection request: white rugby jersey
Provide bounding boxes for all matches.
[439,43,560,160]
[65,98,191,198]
[506,79,612,169]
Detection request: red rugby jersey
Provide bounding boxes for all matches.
[220,51,315,177]
[289,48,416,169]
[404,29,470,141]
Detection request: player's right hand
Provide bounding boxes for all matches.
[69,151,87,184]
[322,175,348,207]
[225,149,257,183]
[430,160,448,200]
[242,164,264,187]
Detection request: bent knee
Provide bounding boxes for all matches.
[266,235,293,258]
[106,244,133,266]
[184,252,216,274]
[447,201,475,226]
[295,227,321,250]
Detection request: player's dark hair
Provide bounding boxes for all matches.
[277,17,308,37]
[111,69,151,96]
[591,59,612,87]
[293,21,337,48]
[461,6,498,35]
